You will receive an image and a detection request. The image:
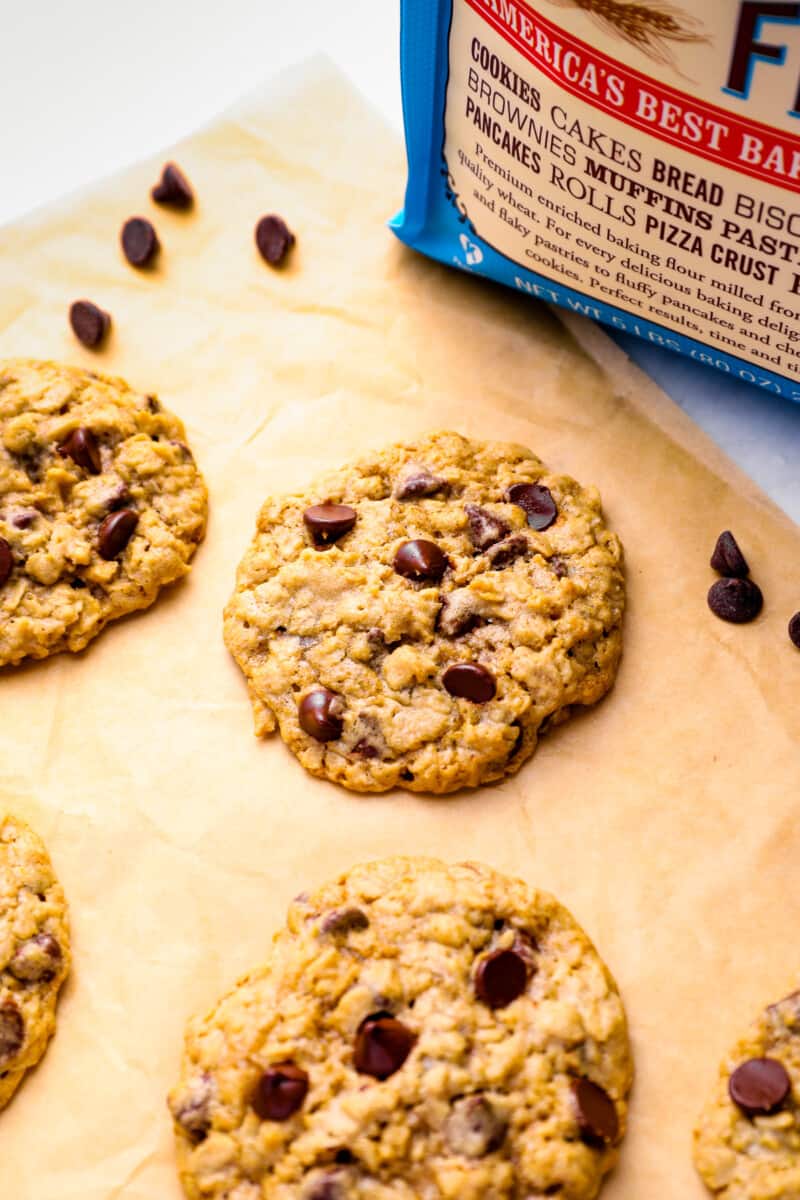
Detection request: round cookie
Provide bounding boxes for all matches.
[169,856,633,1200]
[223,432,624,793]
[0,358,208,666]
[694,988,800,1199]
[0,813,70,1110]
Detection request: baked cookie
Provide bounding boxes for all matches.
[0,358,208,666]
[694,988,800,1199]
[223,432,624,793]
[0,813,70,1110]
[169,855,633,1200]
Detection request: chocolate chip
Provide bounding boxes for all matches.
[58,427,102,475]
[303,503,357,547]
[321,907,369,935]
[151,162,194,209]
[394,539,448,582]
[710,530,749,578]
[708,577,763,624]
[0,1001,24,1063]
[729,1057,791,1117]
[173,1073,215,1143]
[69,299,111,349]
[251,1061,309,1121]
[69,577,87,589]
[105,483,132,512]
[506,482,558,531]
[121,217,159,267]
[464,503,509,551]
[98,508,139,560]
[394,463,447,500]
[444,1094,506,1157]
[474,948,528,1008]
[10,510,38,530]
[255,214,295,266]
[0,537,12,587]
[551,555,568,579]
[8,933,62,983]
[443,662,496,703]
[351,739,378,758]
[438,591,482,637]
[354,1012,416,1079]
[485,534,529,569]
[298,688,344,741]
[572,1078,619,1147]
[789,612,800,649]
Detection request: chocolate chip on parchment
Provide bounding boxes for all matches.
[707,577,763,624]
[464,503,509,551]
[394,539,448,582]
[58,427,102,475]
[0,537,12,587]
[789,612,800,649]
[505,482,558,531]
[303,503,357,547]
[321,907,369,936]
[0,1001,25,1063]
[729,1057,791,1117]
[485,534,529,569]
[151,162,194,209]
[710,530,749,578]
[98,508,139,560]
[474,947,528,1008]
[255,214,295,266]
[69,299,111,349]
[393,462,446,500]
[444,1094,506,1157]
[251,1061,309,1121]
[572,1077,619,1147]
[443,662,496,702]
[354,1012,416,1079]
[121,217,160,267]
[298,688,344,741]
[8,933,62,983]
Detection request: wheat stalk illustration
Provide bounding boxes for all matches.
[546,0,708,68]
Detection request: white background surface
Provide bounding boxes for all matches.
[0,0,797,521]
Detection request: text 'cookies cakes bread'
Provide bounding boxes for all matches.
[0,813,70,1111]
[0,358,208,667]
[169,856,633,1200]
[224,432,624,794]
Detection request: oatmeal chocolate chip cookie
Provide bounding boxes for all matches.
[0,813,70,1111]
[694,989,800,1199]
[169,856,632,1200]
[0,359,208,666]
[223,431,624,793]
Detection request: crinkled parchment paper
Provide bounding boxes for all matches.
[1,57,799,1200]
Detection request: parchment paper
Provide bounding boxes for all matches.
[1,58,799,1200]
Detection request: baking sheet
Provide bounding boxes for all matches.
[1,57,799,1200]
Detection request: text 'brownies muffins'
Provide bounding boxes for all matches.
[169,856,633,1200]
[224,432,624,794]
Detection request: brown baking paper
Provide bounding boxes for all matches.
[1,57,799,1200]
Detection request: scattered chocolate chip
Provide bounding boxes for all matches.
[298,688,344,741]
[151,162,194,209]
[485,534,529,569]
[444,1094,506,1157]
[506,482,558,531]
[474,948,528,1008]
[572,1078,619,1147]
[354,1012,415,1079]
[173,1073,215,1143]
[10,510,38,530]
[551,555,568,579]
[729,1057,791,1117]
[255,214,295,266]
[105,483,132,512]
[710,530,749,578]
[69,299,111,349]
[0,1001,24,1063]
[251,1061,309,1121]
[0,538,12,587]
[437,591,482,637]
[394,462,447,500]
[69,578,87,589]
[58,427,102,474]
[443,662,496,703]
[98,508,139,560]
[708,577,763,624]
[321,907,369,935]
[8,933,62,983]
[464,503,509,551]
[121,217,160,267]
[303,503,357,547]
[351,739,379,759]
[789,612,800,649]
[394,539,448,582]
